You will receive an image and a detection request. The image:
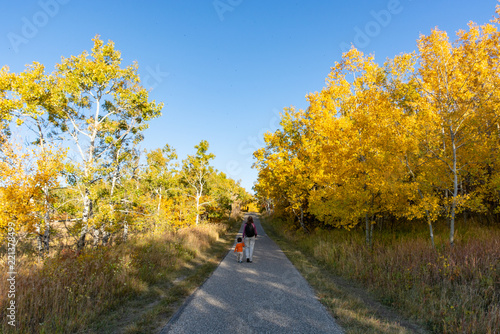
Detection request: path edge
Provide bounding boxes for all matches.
[158,222,244,334]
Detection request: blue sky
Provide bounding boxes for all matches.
[1,0,497,192]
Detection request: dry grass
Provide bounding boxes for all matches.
[0,221,236,334]
[263,216,500,334]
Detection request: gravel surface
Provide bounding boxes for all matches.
[160,213,344,334]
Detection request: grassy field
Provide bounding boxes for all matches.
[261,215,500,334]
[0,219,240,334]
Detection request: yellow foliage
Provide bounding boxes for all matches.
[253,7,500,233]
[0,136,66,237]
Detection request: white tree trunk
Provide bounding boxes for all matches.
[450,138,458,247]
[449,125,458,247]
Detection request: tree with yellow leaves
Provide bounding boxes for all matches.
[0,57,69,256]
[0,137,66,256]
[254,106,318,231]
[414,11,500,245]
[142,144,178,230]
[48,35,163,250]
[180,140,215,225]
[254,6,500,247]
[306,50,408,240]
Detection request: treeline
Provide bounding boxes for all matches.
[253,8,500,246]
[0,35,251,256]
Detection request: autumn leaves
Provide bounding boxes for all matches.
[253,8,500,246]
[0,35,251,255]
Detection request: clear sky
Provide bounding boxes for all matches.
[1,0,497,192]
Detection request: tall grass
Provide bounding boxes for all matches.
[271,218,500,334]
[0,223,228,333]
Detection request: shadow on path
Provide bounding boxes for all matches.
[160,213,344,334]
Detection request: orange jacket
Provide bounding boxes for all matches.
[234,242,245,253]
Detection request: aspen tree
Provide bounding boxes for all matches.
[50,35,162,250]
[416,13,500,245]
[181,140,215,225]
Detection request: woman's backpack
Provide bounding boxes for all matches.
[245,223,255,237]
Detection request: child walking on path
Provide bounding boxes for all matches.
[243,216,257,263]
[234,237,245,263]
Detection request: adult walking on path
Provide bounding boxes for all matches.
[243,215,257,262]
[161,213,344,334]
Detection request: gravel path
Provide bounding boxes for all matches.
[160,213,344,334]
